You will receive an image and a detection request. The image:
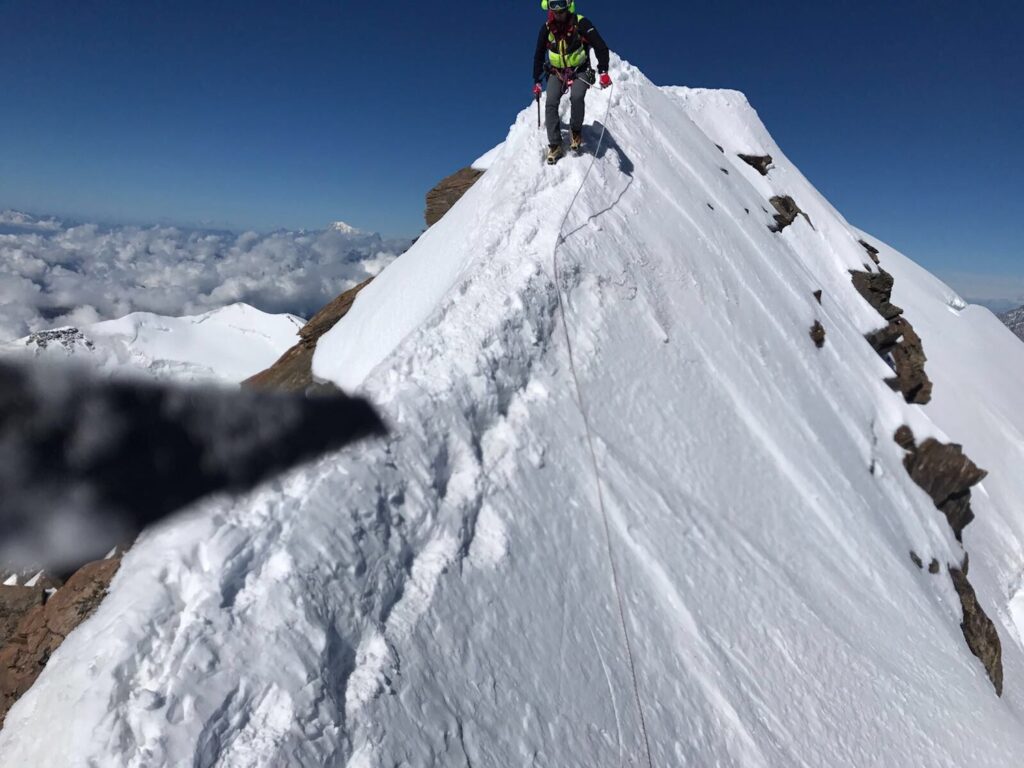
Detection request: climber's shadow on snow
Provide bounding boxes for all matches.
[0,359,385,575]
[587,122,633,175]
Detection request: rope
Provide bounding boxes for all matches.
[548,81,656,768]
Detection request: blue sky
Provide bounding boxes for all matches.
[1,0,1021,302]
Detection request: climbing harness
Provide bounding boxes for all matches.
[548,83,656,768]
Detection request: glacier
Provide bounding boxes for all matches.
[1,303,304,385]
[3,55,1024,767]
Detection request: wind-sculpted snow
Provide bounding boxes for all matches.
[5,55,1024,766]
[0,214,408,342]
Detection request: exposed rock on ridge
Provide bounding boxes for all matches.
[425,167,484,228]
[245,278,375,392]
[950,558,1004,696]
[853,241,1000,696]
[894,426,987,542]
[767,195,811,233]
[738,153,773,175]
[248,165,484,391]
[851,242,932,404]
[894,422,1000,694]
[0,590,44,648]
[0,557,122,728]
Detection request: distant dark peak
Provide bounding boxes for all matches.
[23,328,93,352]
[738,153,773,176]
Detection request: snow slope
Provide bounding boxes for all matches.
[1,303,303,384]
[4,55,1024,767]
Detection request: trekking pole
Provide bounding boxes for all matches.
[536,91,541,128]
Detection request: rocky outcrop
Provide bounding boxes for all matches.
[425,167,484,228]
[767,195,810,233]
[858,239,881,266]
[894,426,987,541]
[851,243,932,404]
[999,305,1024,341]
[0,589,44,647]
[894,425,1000,694]
[0,557,121,727]
[17,327,94,355]
[864,315,932,404]
[738,153,773,175]
[851,269,902,321]
[244,277,375,392]
[810,321,826,348]
[950,558,1003,695]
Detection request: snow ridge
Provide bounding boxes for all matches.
[4,54,1024,768]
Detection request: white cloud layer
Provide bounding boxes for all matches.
[0,211,409,341]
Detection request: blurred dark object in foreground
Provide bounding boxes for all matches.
[0,360,384,574]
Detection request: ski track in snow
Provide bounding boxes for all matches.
[4,55,1024,767]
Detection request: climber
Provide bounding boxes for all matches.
[532,0,612,164]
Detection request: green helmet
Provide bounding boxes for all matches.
[542,0,576,12]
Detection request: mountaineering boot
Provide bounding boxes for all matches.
[546,143,565,165]
[570,131,583,153]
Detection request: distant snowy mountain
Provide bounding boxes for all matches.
[1,303,302,384]
[1000,304,1024,340]
[4,54,1024,767]
[329,220,365,235]
[0,210,62,234]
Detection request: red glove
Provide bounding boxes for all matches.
[533,82,543,98]
[599,72,612,89]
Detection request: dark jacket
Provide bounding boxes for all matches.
[533,15,610,82]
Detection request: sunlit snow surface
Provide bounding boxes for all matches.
[4,55,1024,767]
[0,303,303,384]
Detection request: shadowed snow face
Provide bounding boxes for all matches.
[0,359,385,574]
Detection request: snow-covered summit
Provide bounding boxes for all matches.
[1,303,302,384]
[329,220,364,235]
[4,54,1024,767]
